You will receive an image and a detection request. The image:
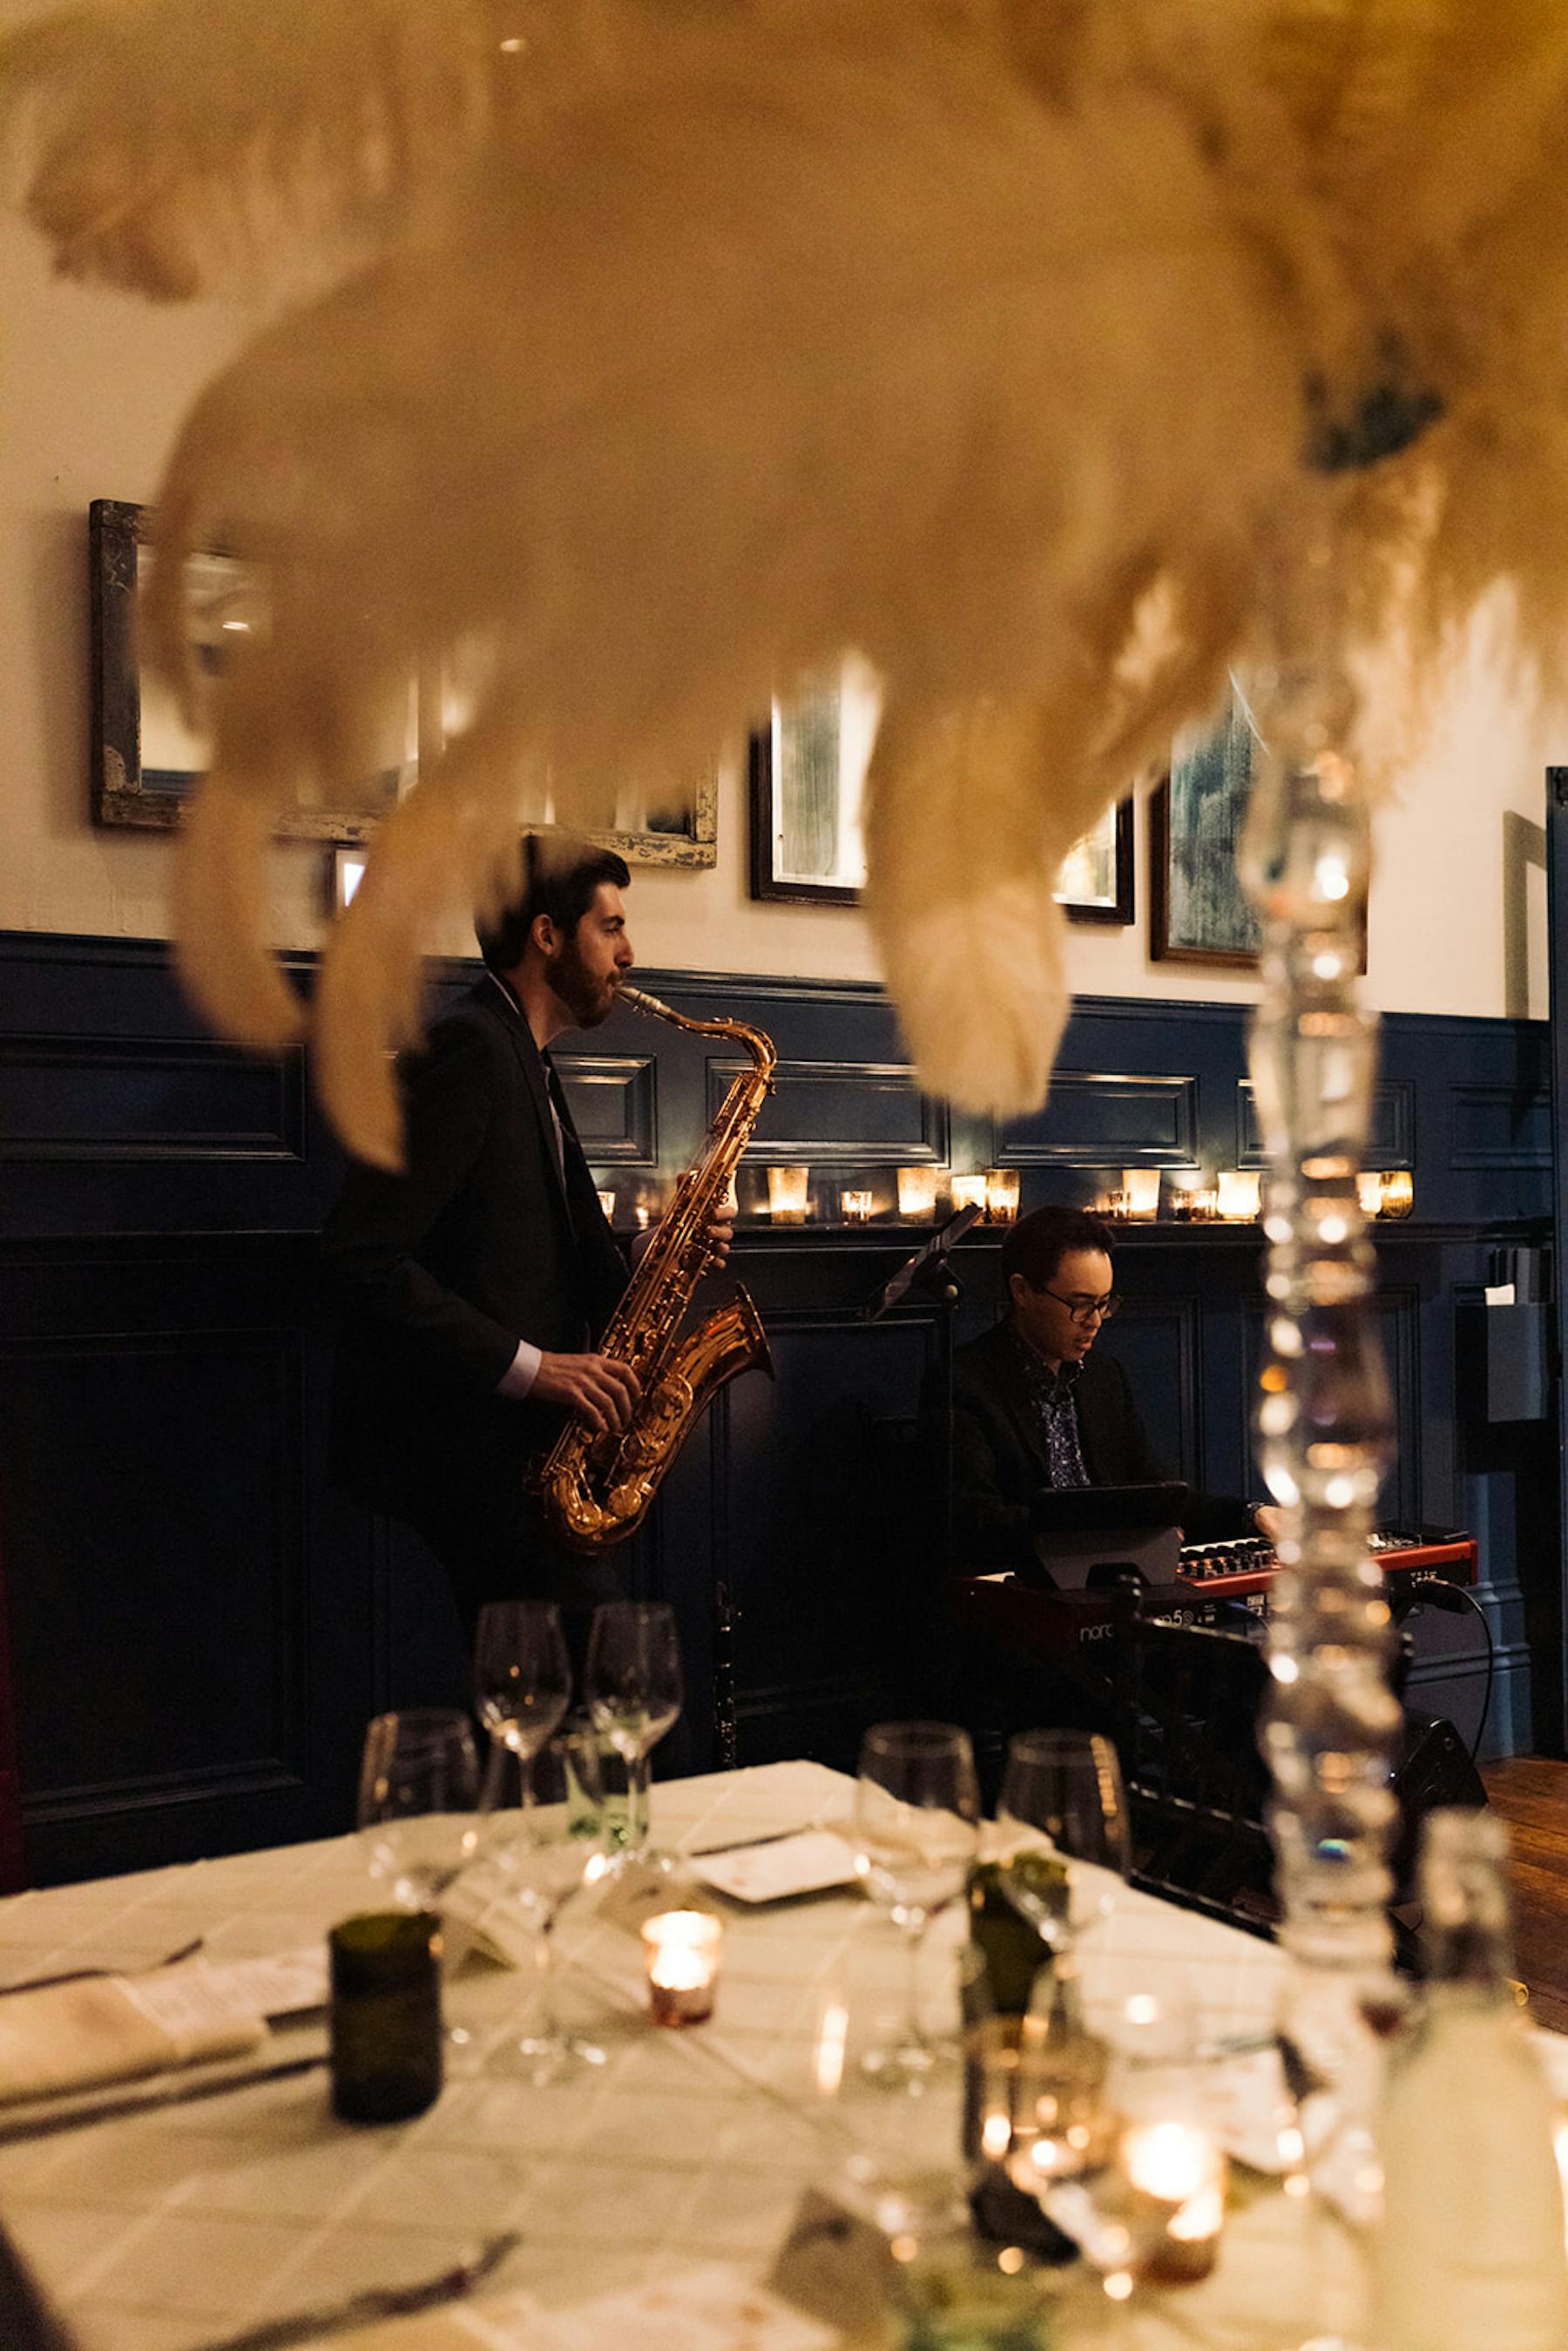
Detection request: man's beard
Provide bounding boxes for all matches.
[547,936,616,1028]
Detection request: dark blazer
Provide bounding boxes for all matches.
[942,1320,1253,1573]
[322,977,628,1514]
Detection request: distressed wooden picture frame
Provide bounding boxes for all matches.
[90,499,719,864]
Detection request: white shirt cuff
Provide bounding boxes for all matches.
[497,1339,543,1401]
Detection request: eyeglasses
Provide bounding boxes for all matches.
[1037,1288,1121,1327]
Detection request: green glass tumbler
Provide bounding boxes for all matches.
[329,1911,443,2124]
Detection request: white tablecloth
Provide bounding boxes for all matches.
[0,1762,1339,2351]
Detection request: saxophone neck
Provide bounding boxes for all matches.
[619,984,776,1082]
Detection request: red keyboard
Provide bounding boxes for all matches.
[1176,1528,1478,1605]
[948,1528,1478,1661]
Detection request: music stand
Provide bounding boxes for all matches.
[861,1204,983,1584]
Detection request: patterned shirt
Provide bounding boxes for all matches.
[1011,1330,1092,1490]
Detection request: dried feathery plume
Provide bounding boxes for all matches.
[8,0,1568,1162]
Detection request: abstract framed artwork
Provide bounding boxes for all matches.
[1149,686,1265,968]
[90,498,719,864]
[748,657,1134,922]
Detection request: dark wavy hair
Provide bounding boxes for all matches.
[476,835,631,972]
[1000,1204,1114,1291]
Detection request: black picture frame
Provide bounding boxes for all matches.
[747,721,862,906]
[747,673,1134,922]
[1055,795,1135,927]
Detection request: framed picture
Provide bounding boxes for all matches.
[1053,795,1133,925]
[1149,686,1264,968]
[747,658,875,904]
[748,657,1134,922]
[89,498,719,864]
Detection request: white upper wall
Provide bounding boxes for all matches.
[0,136,1551,1023]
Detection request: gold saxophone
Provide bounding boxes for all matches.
[535,984,776,1550]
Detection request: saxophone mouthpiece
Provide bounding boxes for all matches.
[619,984,672,1019]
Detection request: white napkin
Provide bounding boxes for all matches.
[0,1970,265,2105]
[688,1830,858,1905]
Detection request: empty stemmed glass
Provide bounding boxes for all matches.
[357,1708,483,1912]
[479,1721,610,2081]
[583,1601,683,1867]
[850,1721,981,2092]
[995,1729,1130,1956]
[473,1600,573,1819]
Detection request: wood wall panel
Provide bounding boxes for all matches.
[1237,1078,1415,1172]
[0,931,1553,1875]
[0,1035,305,1162]
[999,1073,1198,1167]
[715,1058,949,1166]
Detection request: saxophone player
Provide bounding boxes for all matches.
[322,834,731,1659]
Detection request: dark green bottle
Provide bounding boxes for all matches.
[328,1912,443,2124]
[966,1859,1059,2015]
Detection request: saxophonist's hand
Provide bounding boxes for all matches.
[706,1217,733,1267]
[532,1352,640,1433]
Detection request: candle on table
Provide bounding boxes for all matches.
[1120,2119,1227,2283]
[641,1909,723,2025]
[841,1188,875,1223]
[950,1175,987,1213]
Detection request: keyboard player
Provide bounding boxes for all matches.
[940,1204,1281,1584]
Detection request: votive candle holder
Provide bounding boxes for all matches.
[984,1169,1021,1224]
[1215,1169,1261,1221]
[1121,1168,1162,1220]
[641,1909,723,2026]
[897,1166,940,1222]
[767,1165,810,1224]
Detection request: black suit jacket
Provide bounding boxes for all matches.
[942,1321,1253,1573]
[322,978,628,1515]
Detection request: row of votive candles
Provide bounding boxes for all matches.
[764,1165,1021,1224]
[1098,1168,1414,1221]
[596,1169,1022,1226]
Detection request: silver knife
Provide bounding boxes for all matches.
[189,2231,522,2351]
[0,2052,328,2148]
[682,1818,844,1861]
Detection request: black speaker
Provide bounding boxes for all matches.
[1390,1711,1488,1892]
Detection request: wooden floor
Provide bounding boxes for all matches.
[1484,1758,1568,2033]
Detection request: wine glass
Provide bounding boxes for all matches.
[356,1708,483,1910]
[583,1601,683,1865]
[473,1600,572,1818]
[850,1721,981,2092]
[479,1719,610,2081]
[995,1729,1130,1954]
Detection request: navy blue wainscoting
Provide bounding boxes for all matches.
[0,933,1554,1883]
